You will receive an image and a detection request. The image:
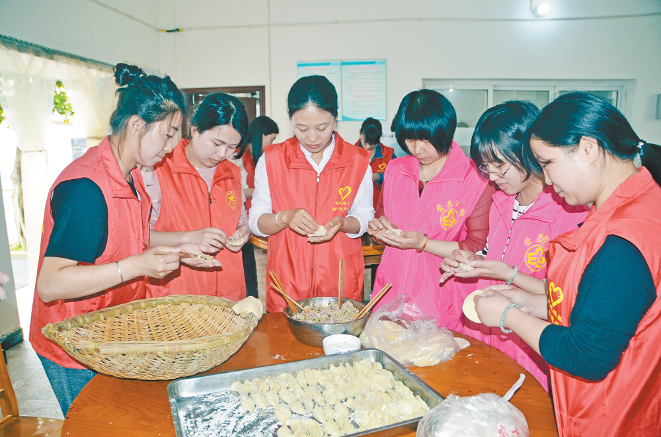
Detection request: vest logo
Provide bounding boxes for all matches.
[377,163,387,172]
[548,281,564,325]
[523,234,549,272]
[437,200,466,230]
[339,186,352,201]
[226,190,238,210]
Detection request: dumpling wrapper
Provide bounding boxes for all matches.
[459,262,474,271]
[226,235,247,247]
[462,290,484,323]
[385,228,402,236]
[308,226,328,237]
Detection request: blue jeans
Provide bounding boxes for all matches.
[37,353,95,416]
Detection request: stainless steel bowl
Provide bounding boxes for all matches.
[283,297,369,348]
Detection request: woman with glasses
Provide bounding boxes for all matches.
[439,100,588,391]
[367,90,494,330]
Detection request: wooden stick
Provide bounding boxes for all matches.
[354,283,392,320]
[268,271,307,312]
[338,259,344,310]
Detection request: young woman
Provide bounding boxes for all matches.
[474,92,661,436]
[233,115,279,299]
[29,64,219,415]
[368,89,494,330]
[249,75,374,312]
[143,92,251,300]
[439,100,588,391]
[355,117,395,208]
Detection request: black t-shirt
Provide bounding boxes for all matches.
[44,177,138,263]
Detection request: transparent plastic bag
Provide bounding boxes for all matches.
[359,294,461,366]
[416,374,529,437]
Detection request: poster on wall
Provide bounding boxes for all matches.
[341,60,387,121]
[297,61,343,120]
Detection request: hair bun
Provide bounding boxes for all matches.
[114,63,145,86]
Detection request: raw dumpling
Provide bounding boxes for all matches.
[322,388,338,406]
[278,389,297,405]
[303,386,318,399]
[230,381,245,396]
[277,426,293,437]
[280,372,295,388]
[302,419,324,437]
[304,369,318,387]
[240,394,255,412]
[291,382,306,399]
[275,404,291,423]
[334,402,349,417]
[312,405,326,424]
[265,390,280,407]
[295,370,307,387]
[243,380,259,395]
[324,420,342,437]
[300,396,314,413]
[290,401,306,415]
[289,418,302,436]
[252,393,268,409]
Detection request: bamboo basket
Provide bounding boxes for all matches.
[41,295,259,380]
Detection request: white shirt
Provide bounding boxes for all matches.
[249,137,374,238]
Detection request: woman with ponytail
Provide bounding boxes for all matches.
[29,63,219,415]
[473,92,661,437]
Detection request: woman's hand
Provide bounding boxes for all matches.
[280,208,320,236]
[367,216,396,243]
[186,227,227,251]
[176,243,223,267]
[138,247,182,278]
[226,226,252,253]
[482,284,548,320]
[375,229,427,251]
[474,290,514,328]
[440,249,481,282]
[307,216,342,243]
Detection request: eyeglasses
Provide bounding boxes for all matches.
[479,163,512,178]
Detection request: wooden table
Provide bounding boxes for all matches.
[251,235,385,265]
[62,313,558,437]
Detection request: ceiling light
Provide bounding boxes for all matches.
[530,0,550,17]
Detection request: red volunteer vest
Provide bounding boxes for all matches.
[242,149,256,211]
[29,137,150,368]
[147,140,246,301]
[355,141,395,208]
[547,168,661,437]
[265,133,370,312]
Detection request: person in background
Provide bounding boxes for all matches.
[30,63,219,415]
[474,92,661,437]
[368,89,494,330]
[439,100,589,391]
[0,270,9,300]
[233,115,279,299]
[143,92,250,301]
[355,117,395,209]
[249,75,374,312]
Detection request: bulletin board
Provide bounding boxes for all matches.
[297,60,387,122]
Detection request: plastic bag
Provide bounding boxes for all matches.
[359,294,461,366]
[416,374,529,437]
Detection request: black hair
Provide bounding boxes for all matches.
[247,115,279,162]
[529,92,661,186]
[110,63,186,155]
[471,100,541,181]
[190,92,249,158]
[360,117,382,146]
[287,75,338,118]
[395,89,456,156]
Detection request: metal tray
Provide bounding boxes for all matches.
[167,349,445,437]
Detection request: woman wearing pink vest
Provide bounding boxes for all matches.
[440,101,588,391]
[368,90,494,329]
[474,93,661,436]
[142,93,251,301]
[249,76,373,313]
[29,64,219,415]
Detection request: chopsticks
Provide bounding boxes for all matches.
[154,250,197,259]
[354,283,392,321]
[268,271,307,313]
[338,259,344,309]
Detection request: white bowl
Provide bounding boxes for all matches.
[322,334,362,355]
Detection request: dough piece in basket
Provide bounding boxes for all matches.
[240,394,255,412]
[275,403,291,423]
[308,226,327,237]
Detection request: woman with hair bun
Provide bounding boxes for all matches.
[142,92,251,300]
[29,63,219,415]
[249,75,374,313]
[355,117,395,209]
[474,92,661,436]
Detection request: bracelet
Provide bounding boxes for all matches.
[506,265,518,285]
[274,211,286,229]
[416,234,429,253]
[500,303,521,334]
[116,261,124,283]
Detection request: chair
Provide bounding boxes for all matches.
[0,351,63,437]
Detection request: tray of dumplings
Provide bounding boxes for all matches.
[167,348,444,437]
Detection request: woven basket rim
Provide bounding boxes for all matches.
[41,294,258,355]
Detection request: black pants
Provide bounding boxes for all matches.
[242,242,259,299]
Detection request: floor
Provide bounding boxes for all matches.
[5,247,374,420]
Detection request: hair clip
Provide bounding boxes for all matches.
[637,140,646,150]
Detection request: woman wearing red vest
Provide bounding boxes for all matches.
[355,117,395,209]
[143,92,251,301]
[475,93,661,437]
[249,75,374,313]
[234,115,279,299]
[439,101,588,391]
[368,90,494,330]
[29,64,220,415]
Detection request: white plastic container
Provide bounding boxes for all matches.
[322,334,362,355]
